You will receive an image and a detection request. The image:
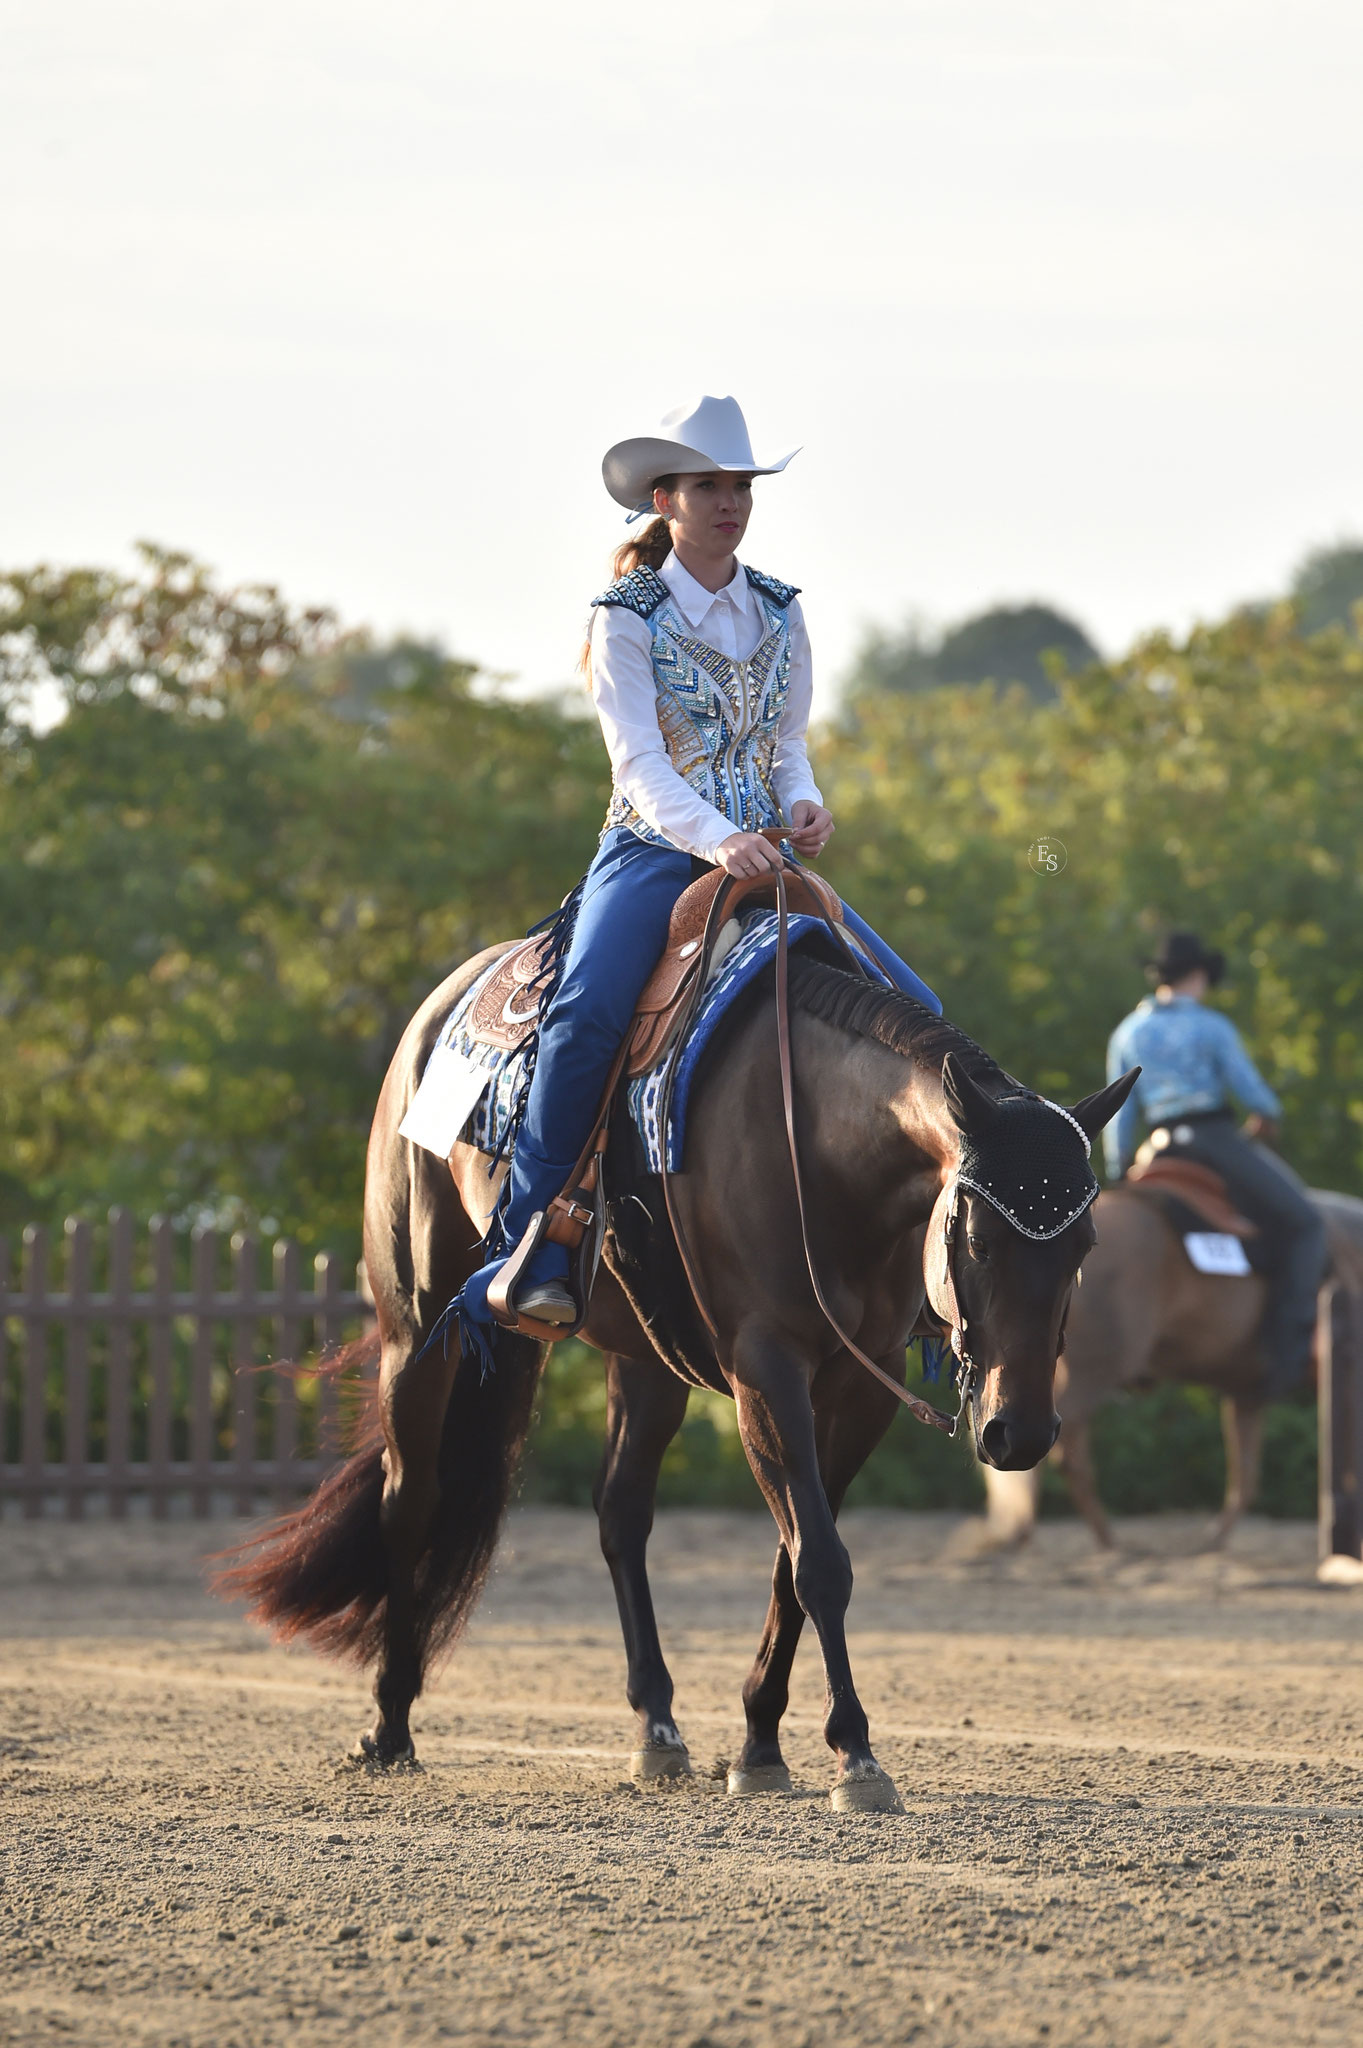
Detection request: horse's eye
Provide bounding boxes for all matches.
[967,1234,990,1263]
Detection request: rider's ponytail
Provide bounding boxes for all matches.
[608,508,674,582]
[579,481,677,687]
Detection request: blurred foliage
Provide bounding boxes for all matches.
[819,601,1363,1196]
[0,545,607,1255]
[521,1340,984,1511]
[3,543,1357,1516]
[843,602,1099,703]
[1290,541,1363,637]
[523,1345,1316,1518]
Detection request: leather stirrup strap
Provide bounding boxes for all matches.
[487,1031,635,1339]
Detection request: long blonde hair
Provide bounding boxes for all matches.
[579,484,676,687]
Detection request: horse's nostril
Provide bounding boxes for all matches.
[979,1417,1010,1465]
[980,1411,1061,1471]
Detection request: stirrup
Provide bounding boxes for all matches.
[487,1211,581,1341]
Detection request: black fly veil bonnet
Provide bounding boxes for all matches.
[955,1090,1098,1240]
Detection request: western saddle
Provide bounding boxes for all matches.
[1125,1151,1257,1237]
[469,838,856,1340]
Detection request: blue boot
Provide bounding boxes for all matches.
[513,1237,574,1325]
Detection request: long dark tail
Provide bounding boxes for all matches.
[213,1326,542,1671]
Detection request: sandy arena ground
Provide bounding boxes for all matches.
[2,1505,1362,2048]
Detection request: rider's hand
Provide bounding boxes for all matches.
[789,800,835,859]
[716,832,785,878]
[1245,1114,1279,1146]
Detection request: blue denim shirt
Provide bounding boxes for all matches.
[1104,993,1281,1179]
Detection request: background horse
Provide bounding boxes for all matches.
[220,933,1134,1811]
[980,1184,1363,1550]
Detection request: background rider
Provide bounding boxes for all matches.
[1105,930,1326,1400]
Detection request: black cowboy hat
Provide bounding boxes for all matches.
[1145,930,1226,987]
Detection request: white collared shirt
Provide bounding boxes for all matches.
[588,550,822,862]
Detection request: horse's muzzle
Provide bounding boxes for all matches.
[976,1407,1062,1472]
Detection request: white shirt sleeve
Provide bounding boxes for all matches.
[589,605,739,864]
[770,599,823,815]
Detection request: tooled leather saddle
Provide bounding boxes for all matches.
[1125,1154,1258,1238]
[475,847,855,1340]
[467,859,848,1078]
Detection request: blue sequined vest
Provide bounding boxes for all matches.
[590,564,802,849]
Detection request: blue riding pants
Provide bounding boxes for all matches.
[499,826,941,1251]
[501,830,697,1247]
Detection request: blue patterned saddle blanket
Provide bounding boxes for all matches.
[398,909,833,1176]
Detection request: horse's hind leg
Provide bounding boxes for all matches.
[358,1327,460,1764]
[729,1543,804,1796]
[1210,1395,1263,1550]
[980,1465,1042,1550]
[357,1141,477,1766]
[593,1351,692,1779]
[1052,1413,1114,1550]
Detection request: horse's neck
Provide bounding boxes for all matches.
[893,1063,961,1183]
[803,1025,956,1230]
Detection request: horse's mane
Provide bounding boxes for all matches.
[787,953,1009,1091]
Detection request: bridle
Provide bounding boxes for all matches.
[661,857,977,1440]
[924,1181,979,1439]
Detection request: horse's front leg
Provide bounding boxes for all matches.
[732,1362,901,1799]
[731,1335,903,1813]
[593,1350,692,1779]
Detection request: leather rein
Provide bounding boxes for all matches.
[660,854,976,1440]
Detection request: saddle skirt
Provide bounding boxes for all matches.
[463,860,844,1072]
[464,935,552,1052]
[1126,1154,1258,1237]
[399,906,838,1176]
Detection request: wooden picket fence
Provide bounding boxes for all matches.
[0,1210,374,1518]
[6,1213,1363,1552]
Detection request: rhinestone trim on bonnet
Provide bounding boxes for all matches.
[954,1095,1098,1243]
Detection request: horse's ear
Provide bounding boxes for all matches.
[1069,1066,1141,1140]
[941,1051,1001,1133]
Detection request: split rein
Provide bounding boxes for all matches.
[661,854,976,1441]
[768,866,976,1440]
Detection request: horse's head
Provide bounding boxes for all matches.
[928,1055,1139,1470]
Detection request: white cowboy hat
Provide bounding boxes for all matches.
[602,395,799,519]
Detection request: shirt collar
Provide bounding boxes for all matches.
[660,549,751,628]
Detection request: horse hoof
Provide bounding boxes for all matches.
[830,1764,903,1814]
[630,1743,692,1783]
[351,1731,418,1770]
[726,1762,793,1798]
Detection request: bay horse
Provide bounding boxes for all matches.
[979,1184,1363,1551]
[220,933,1135,1810]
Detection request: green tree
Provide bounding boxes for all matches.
[821,606,1363,1194]
[0,547,607,1254]
[843,602,1099,703]
[1291,541,1363,635]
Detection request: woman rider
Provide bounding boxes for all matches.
[466,395,939,1336]
[1105,930,1327,1398]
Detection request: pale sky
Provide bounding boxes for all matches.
[4,1,1361,710]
